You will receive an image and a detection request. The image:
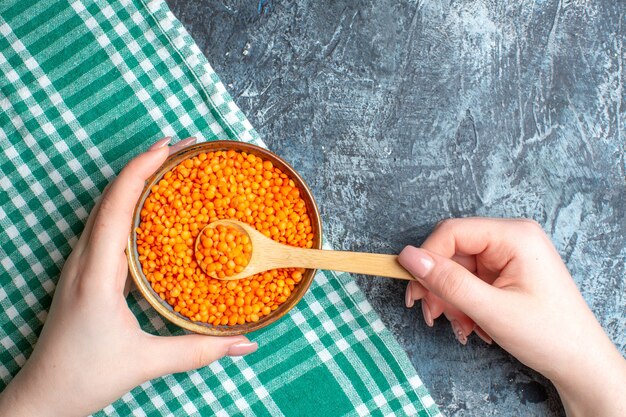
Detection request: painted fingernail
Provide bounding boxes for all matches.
[227,341,258,357]
[169,137,198,155]
[421,299,434,327]
[175,137,197,148]
[398,247,435,279]
[405,284,414,308]
[451,320,467,345]
[149,136,171,151]
[474,326,493,345]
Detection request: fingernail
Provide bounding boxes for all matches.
[149,137,171,151]
[169,137,198,155]
[398,247,435,279]
[405,284,414,308]
[451,320,467,345]
[175,137,197,147]
[421,299,434,327]
[474,326,493,345]
[227,341,258,357]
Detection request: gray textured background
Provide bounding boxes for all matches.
[165,0,625,415]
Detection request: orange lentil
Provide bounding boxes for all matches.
[137,150,312,325]
[196,224,251,278]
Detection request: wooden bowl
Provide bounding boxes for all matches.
[126,141,322,335]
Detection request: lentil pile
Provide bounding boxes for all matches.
[136,149,313,325]
[195,224,252,279]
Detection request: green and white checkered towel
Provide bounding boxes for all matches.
[0,0,441,415]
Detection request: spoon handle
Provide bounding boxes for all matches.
[271,247,416,281]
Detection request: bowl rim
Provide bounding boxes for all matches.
[126,140,322,336]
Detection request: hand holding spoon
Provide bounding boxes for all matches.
[195,219,415,281]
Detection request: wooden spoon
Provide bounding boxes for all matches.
[195,219,415,281]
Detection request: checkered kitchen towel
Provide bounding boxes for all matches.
[0,1,441,415]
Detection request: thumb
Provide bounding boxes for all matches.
[398,246,500,322]
[143,334,258,378]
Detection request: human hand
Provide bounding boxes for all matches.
[0,138,258,417]
[399,218,626,416]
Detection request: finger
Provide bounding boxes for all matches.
[409,288,476,336]
[452,253,476,272]
[474,325,493,344]
[168,137,197,155]
[404,280,438,327]
[123,273,134,297]
[143,334,257,378]
[475,257,501,284]
[422,218,528,272]
[418,253,484,325]
[405,281,439,328]
[404,281,427,308]
[398,246,502,324]
[422,293,448,322]
[443,307,475,346]
[416,253,476,323]
[69,183,112,262]
[78,184,109,247]
[85,140,170,279]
